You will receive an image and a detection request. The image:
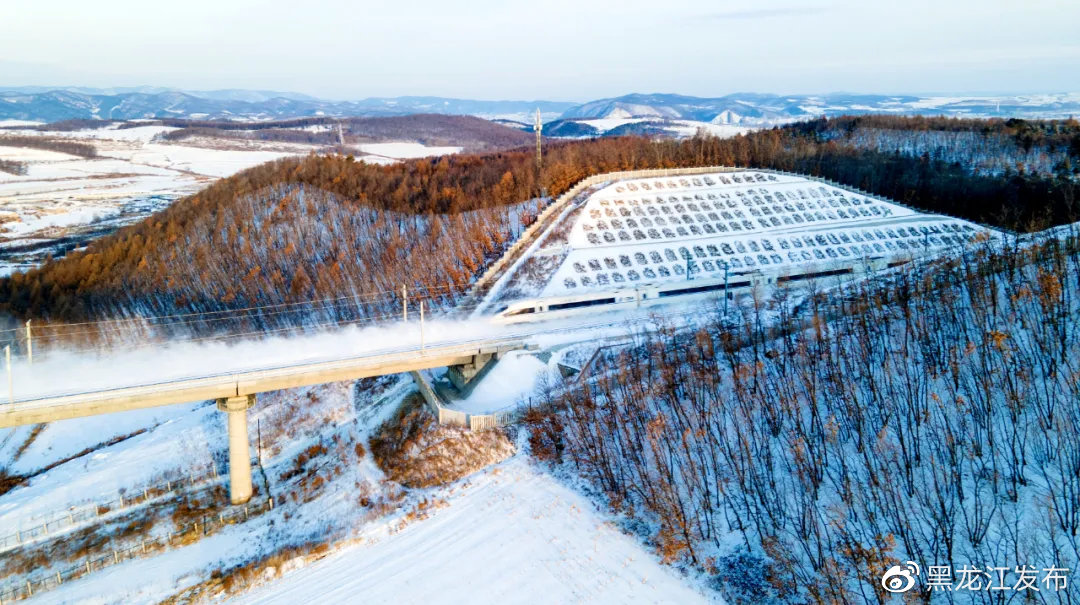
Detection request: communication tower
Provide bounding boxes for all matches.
[535,108,546,197]
[535,108,543,171]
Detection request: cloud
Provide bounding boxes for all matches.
[699,6,830,20]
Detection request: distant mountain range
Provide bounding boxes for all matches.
[1,87,1077,126]
[0,87,575,123]
[0,86,322,103]
[558,92,1080,125]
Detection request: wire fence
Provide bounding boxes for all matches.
[0,496,273,604]
[0,464,221,555]
[0,282,472,367]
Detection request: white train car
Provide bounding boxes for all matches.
[492,255,904,324]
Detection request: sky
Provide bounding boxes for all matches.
[2,0,1078,101]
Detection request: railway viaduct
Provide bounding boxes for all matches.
[0,338,526,504]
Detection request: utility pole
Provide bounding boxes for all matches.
[723,262,729,317]
[419,300,425,350]
[25,320,31,365]
[401,284,407,322]
[5,345,11,403]
[685,252,697,281]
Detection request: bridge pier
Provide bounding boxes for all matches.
[216,394,255,505]
[446,352,496,393]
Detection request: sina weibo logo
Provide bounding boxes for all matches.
[881,561,920,593]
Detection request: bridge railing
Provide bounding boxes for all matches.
[467,410,519,431]
[438,407,467,427]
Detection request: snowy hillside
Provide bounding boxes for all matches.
[6,88,1078,129]
[0,122,464,276]
[481,168,989,314]
[535,92,1080,140]
[238,456,716,605]
[0,159,1074,603]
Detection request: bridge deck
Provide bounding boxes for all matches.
[0,339,528,428]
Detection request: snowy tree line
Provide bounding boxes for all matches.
[14,185,539,347]
[157,114,535,152]
[810,115,1080,179]
[0,158,26,175]
[0,135,97,158]
[528,232,1080,603]
[834,127,1068,179]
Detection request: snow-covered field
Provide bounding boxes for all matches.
[2,378,389,604]
[565,117,750,139]
[0,123,301,202]
[239,455,713,605]
[0,123,306,275]
[0,402,213,528]
[440,350,550,415]
[0,123,466,275]
[358,142,463,161]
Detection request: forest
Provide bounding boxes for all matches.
[157,114,535,152]
[0,135,97,158]
[0,158,26,175]
[527,231,1080,602]
[810,114,1080,154]
[0,116,1077,339]
[801,115,1080,180]
[11,119,120,132]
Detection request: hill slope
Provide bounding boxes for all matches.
[157,114,535,152]
[3,117,1077,332]
[527,229,1080,601]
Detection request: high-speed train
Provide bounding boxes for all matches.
[491,256,904,324]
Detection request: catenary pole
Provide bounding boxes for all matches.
[5,345,11,403]
[724,263,729,317]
